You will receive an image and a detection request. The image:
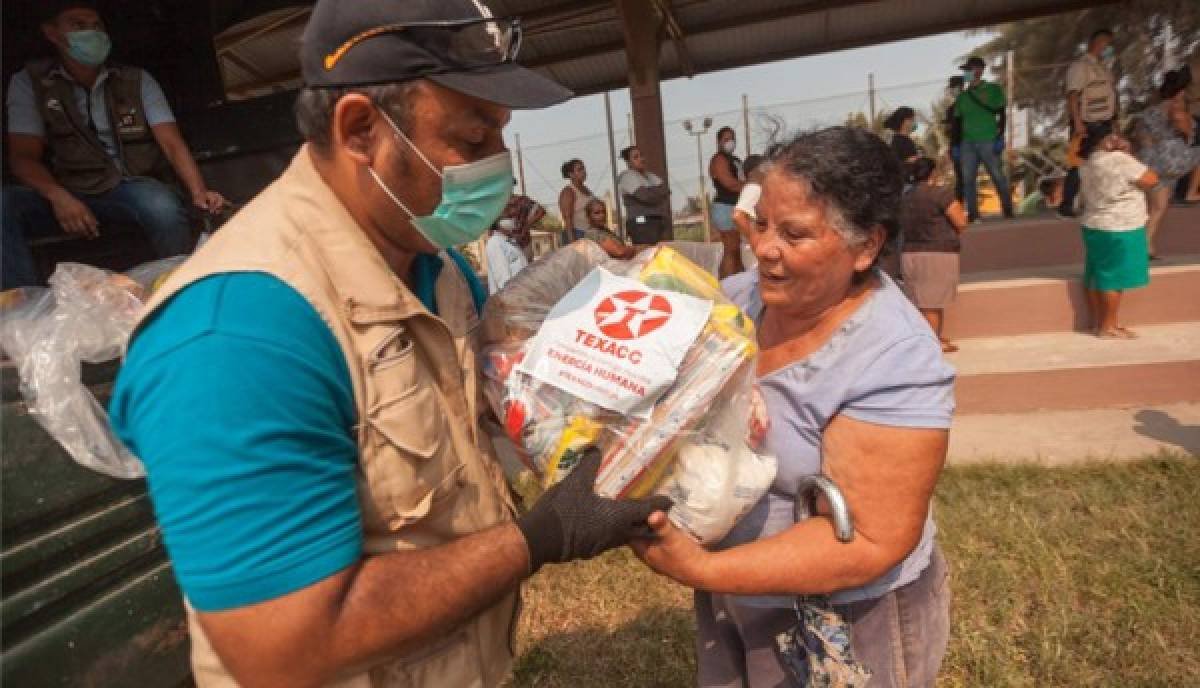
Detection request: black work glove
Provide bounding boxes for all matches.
[516,448,672,574]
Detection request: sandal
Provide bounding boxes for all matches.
[940,341,960,353]
[1115,327,1139,339]
[1097,329,1136,339]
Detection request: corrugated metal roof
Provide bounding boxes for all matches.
[211,0,1113,101]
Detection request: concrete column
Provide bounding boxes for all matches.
[614,0,669,203]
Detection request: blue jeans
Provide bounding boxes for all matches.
[2,178,192,289]
[960,140,1013,220]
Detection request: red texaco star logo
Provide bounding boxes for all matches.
[594,290,673,340]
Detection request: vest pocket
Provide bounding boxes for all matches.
[364,382,465,531]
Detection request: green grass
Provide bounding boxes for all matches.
[506,456,1200,687]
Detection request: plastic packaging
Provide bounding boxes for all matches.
[0,258,185,479]
[482,240,776,543]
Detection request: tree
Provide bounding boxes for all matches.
[970,2,1199,126]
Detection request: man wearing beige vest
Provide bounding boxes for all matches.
[109,2,670,686]
[1059,28,1119,217]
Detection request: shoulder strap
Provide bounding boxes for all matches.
[965,86,1003,115]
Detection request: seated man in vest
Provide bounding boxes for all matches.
[109,2,669,686]
[2,0,225,290]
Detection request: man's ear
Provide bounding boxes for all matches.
[42,22,64,50]
[331,93,379,166]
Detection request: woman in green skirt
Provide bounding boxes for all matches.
[1079,129,1161,338]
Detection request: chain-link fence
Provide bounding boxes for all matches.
[511,45,1192,237]
[512,75,1005,234]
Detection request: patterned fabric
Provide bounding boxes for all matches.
[582,225,625,247]
[1137,105,1200,183]
[776,598,872,688]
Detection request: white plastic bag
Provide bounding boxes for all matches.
[0,258,185,479]
[482,241,775,543]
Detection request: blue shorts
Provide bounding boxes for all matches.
[711,202,736,232]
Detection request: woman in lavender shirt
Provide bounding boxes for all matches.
[635,127,955,687]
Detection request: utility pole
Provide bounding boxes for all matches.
[515,133,527,195]
[1006,49,1016,153]
[868,73,877,129]
[742,93,751,156]
[604,91,624,235]
[683,117,713,239]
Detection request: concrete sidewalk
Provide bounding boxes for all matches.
[949,402,1200,465]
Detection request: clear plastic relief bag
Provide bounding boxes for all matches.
[481,241,776,544]
[0,258,185,479]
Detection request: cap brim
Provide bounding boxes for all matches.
[429,63,573,109]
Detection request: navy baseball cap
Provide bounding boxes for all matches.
[300,0,572,109]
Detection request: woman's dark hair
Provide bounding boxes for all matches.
[910,157,937,184]
[715,126,736,145]
[561,158,583,179]
[1160,68,1191,101]
[883,107,915,132]
[765,126,902,255]
[743,154,765,177]
[620,145,637,163]
[1078,120,1114,159]
[1089,28,1113,45]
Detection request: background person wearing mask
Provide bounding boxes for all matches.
[900,157,969,353]
[1059,28,1119,218]
[486,199,533,294]
[2,0,226,291]
[109,2,669,685]
[885,106,921,181]
[708,126,746,277]
[618,144,671,249]
[582,198,635,259]
[954,56,1014,222]
[557,157,595,245]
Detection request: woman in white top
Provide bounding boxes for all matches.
[1079,129,1160,339]
[557,158,595,245]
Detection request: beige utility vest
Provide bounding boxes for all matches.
[134,147,519,688]
[1072,55,1116,123]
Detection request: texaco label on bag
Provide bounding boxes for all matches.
[517,268,712,419]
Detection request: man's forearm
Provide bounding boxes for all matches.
[163,141,208,199]
[11,157,71,201]
[202,522,529,688]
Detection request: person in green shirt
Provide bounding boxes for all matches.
[955,56,1014,221]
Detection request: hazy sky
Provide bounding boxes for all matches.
[507,30,994,214]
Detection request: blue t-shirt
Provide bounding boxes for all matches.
[110,252,485,612]
[719,269,955,606]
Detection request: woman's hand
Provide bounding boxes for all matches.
[630,511,713,589]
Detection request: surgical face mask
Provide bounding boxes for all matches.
[962,70,975,85]
[368,110,513,250]
[66,30,111,66]
[496,218,516,232]
[721,140,736,154]
[1101,45,1115,61]
[909,122,918,134]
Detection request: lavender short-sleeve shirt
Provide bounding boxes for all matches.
[720,269,955,605]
